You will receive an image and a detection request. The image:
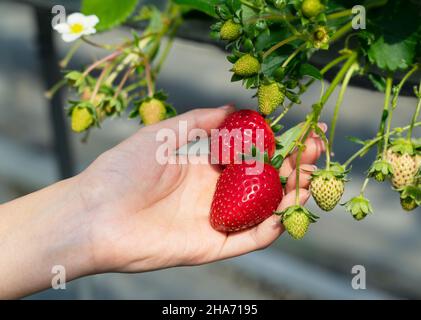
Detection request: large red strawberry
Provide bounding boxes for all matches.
[210,162,283,232]
[210,110,276,165]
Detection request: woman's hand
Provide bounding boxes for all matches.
[78,106,325,273]
[0,106,325,298]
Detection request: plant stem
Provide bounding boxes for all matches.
[281,43,306,69]
[270,102,294,126]
[329,62,359,153]
[82,50,123,78]
[343,122,421,168]
[240,0,260,10]
[408,81,421,140]
[90,64,111,104]
[113,67,135,100]
[45,79,66,99]
[379,75,393,157]
[392,64,419,108]
[144,56,155,97]
[59,40,82,68]
[330,21,353,43]
[320,52,358,107]
[263,35,301,59]
[360,177,370,195]
[81,36,114,50]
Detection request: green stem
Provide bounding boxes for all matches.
[329,62,359,153]
[330,21,353,43]
[343,122,421,168]
[81,36,114,50]
[59,40,82,68]
[320,52,358,107]
[392,64,419,108]
[45,79,66,99]
[240,0,260,10]
[408,82,421,140]
[282,43,306,69]
[380,75,393,157]
[360,177,370,195]
[270,102,294,127]
[263,35,301,59]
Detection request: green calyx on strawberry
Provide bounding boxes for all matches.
[301,0,324,18]
[220,19,242,41]
[277,205,319,240]
[210,162,283,232]
[386,139,419,189]
[368,159,394,182]
[310,163,349,212]
[343,195,373,221]
[398,185,421,212]
[258,82,286,116]
[210,109,276,165]
[232,54,261,77]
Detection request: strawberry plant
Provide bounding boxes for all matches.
[50,0,421,239]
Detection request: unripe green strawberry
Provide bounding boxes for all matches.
[279,205,318,240]
[368,159,394,183]
[343,195,373,221]
[301,0,324,18]
[399,185,420,212]
[310,164,347,211]
[139,98,166,125]
[258,83,285,115]
[71,107,94,133]
[232,54,260,77]
[220,19,241,41]
[401,197,418,211]
[386,149,418,189]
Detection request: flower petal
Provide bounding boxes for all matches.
[53,23,70,34]
[62,33,82,43]
[82,28,97,36]
[84,15,100,28]
[67,13,86,25]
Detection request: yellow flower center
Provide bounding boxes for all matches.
[70,23,84,34]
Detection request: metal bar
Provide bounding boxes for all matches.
[34,6,75,179]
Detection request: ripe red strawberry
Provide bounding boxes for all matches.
[210,162,283,232]
[210,110,276,165]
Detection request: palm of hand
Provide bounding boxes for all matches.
[80,108,324,273]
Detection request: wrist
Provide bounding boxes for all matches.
[0,176,96,298]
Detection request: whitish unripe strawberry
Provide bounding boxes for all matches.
[301,0,324,18]
[386,149,418,189]
[258,83,285,115]
[310,164,347,212]
[232,54,260,77]
[71,107,94,133]
[220,20,241,41]
[139,99,166,125]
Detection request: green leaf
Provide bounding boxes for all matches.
[81,0,138,31]
[273,124,303,159]
[299,63,322,80]
[172,0,219,18]
[366,1,420,72]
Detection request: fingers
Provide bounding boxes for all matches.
[288,123,327,168]
[140,105,236,148]
[219,189,310,259]
[285,164,317,194]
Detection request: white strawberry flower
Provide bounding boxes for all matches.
[53,13,99,43]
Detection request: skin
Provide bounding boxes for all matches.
[0,106,325,299]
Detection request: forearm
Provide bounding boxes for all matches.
[0,177,94,299]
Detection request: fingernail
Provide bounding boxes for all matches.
[219,104,235,110]
[319,122,328,133]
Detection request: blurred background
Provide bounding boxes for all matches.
[0,0,420,299]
